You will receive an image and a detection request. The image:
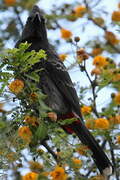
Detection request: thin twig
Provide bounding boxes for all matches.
[81,60,99,118]
[108,139,119,180]
[41,140,58,162]
[91,0,102,8]
[83,0,89,9]
[14,7,24,30]
[69,38,99,117]
[54,20,62,29]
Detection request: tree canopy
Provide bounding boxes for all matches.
[0,0,120,179]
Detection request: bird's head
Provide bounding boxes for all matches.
[19,5,47,42]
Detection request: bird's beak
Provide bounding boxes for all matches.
[32,12,41,23]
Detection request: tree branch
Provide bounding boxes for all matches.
[108,139,119,180]
[14,7,24,30]
[41,140,58,162]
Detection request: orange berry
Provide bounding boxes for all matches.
[94,118,110,129]
[47,112,57,121]
[59,54,67,61]
[9,79,24,94]
[117,135,120,144]
[4,0,16,6]
[92,48,103,56]
[93,56,108,68]
[0,103,6,113]
[115,115,120,124]
[29,161,43,172]
[77,145,89,156]
[60,28,72,39]
[105,31,119,45]
[18,126,32,143]
[114,92,120,104]
[112,11,120,22]
[77,48,89,63]
[108,115,120,125]
[81,106,92,115]
[112,73,120,82]
[72,158,82,169]
[77,48,85,55]
[22,172,38,180]
[74,5,87,17]
[24,115,38,126]
[30,92,38,101]
[6,152,17,162]
[91,68,101,76]
[50,166,68,180]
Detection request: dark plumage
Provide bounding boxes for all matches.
[15,5,113,176]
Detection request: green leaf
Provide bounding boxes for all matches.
[18,42,31,52]
[0,81,8,94]
[59,118,77,125]
[35,123,48,140]
[0,72,13,80]
[0,121,6,129]
[38,175,49,180]
[24,72,40,82]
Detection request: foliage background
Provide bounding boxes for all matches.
[0,0,120,179]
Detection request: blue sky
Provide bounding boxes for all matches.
[39,0,118,12]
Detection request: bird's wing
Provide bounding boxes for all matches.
[45,55,81,117]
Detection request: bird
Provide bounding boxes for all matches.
[15,5,113,177]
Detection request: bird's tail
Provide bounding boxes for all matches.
[68,120,113,176]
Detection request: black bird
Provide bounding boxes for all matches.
[15,5,113,176]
